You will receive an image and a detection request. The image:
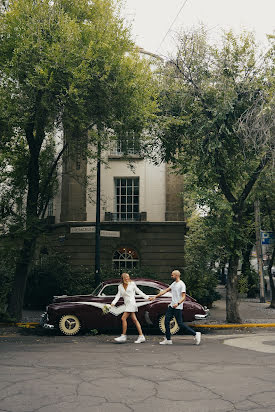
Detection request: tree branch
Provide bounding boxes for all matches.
[83,121,96,134]
[238,153,271,209]
[215,153,237,204]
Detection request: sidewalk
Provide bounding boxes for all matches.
[198,285,275,325]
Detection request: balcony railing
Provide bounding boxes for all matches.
[105,212,147,222]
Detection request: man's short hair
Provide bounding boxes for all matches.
[172,270,181,276]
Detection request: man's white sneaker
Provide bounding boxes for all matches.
[114,335,127,343]
[134,335,146,344]
[159,338,173,345]
[195,332,201,345]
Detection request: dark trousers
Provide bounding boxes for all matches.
[165,306,196,340]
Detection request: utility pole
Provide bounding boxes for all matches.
[254,199,265,303]
[95,140,101,286]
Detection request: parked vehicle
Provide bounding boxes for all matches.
[40,278,209,335]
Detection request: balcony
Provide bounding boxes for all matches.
[104,212,147,222]
[165,211,185,222]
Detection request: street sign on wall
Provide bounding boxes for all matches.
[70,226,95,233]
[100,230,120,238]
[261,231,275,245]
[70,226,120,237]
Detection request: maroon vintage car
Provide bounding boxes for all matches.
[40,278,209,335]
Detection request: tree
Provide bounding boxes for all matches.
[0,0,157,320]
[158,28,275,322]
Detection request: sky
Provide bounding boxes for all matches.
[122,0,275,57]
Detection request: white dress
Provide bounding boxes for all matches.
[111,282,149,312]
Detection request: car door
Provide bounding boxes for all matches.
[133,283,160,326]
[93,283,123,330]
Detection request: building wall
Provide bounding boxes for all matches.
[86,156,166,222]
[165,163,184,221]
[44,221,186,279]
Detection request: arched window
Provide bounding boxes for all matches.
[113,247,139,271]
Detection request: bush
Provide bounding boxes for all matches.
[24,258,161,309]
[24,255,94,308]
[181,268,220,307]
[238,274,249,296]
[182,216,222,307]
[0,247,16,319]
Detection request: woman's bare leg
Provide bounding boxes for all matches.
[130,313,143,336]
[121,312,130,335]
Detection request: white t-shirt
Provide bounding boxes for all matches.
[170,280,186,309]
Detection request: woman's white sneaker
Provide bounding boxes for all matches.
[159,338,173,345]
[195,332,201,345]
[134,335,146,344]
[114,335,127,343]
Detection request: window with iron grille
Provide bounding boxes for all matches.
[47,200,54,216]
[114,177,139,221]
[113,247,139,271]
[111,135,140,155]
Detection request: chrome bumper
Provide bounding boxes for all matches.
[195,309,209,320]
[40,312,55,329]
[43,323,55,329]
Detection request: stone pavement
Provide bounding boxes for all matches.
[1,331,275,412]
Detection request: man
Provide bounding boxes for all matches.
[149,270,201,345]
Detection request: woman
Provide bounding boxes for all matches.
[111,273,149,343]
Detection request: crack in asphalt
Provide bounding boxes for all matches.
[1,337,275,412]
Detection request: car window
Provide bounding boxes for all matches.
[92,283,103,296]
[136,285,160,295]
[100,284,119,296]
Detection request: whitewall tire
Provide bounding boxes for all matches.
[59,315,81,336]
[158,314,180,335]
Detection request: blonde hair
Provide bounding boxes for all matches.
[121,272,131,283]
[172,270,181,277]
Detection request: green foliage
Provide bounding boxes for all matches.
[0,0,157,230]
[24,255,94,308]
[238,274,249,296]
[159,28,273,198]
[158,27,275,321]
[0,247,16,319]
[182,215,221,307]
[0,0,157,319]
[24,257,160,308]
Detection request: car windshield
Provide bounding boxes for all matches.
[92,283,103,296]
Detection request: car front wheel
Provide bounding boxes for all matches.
[158,314,180,335]
[59,314,81,336]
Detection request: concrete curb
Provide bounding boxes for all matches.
[1,322,275,330]
[0,322,39,328]
[191,323,275,329]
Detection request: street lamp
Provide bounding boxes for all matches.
[95,140,101,286]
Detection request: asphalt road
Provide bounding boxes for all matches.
[1,330,275,412]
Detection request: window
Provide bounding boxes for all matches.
[47,200,54,216]
[100,284,119,296]
[112,135,140,155]
[115,177,139,221]
[136,285,160,295]
[113,247,139,271]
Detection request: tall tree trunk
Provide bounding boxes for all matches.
[267,245,275,308]
[241,243,256,298]
[7,237,36,320]
[265,196,275,308]
[226,251,242,323]
[8,129,41,321]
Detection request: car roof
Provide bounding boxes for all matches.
[102,278,169,289]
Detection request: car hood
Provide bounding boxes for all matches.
[53,294,96,304]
